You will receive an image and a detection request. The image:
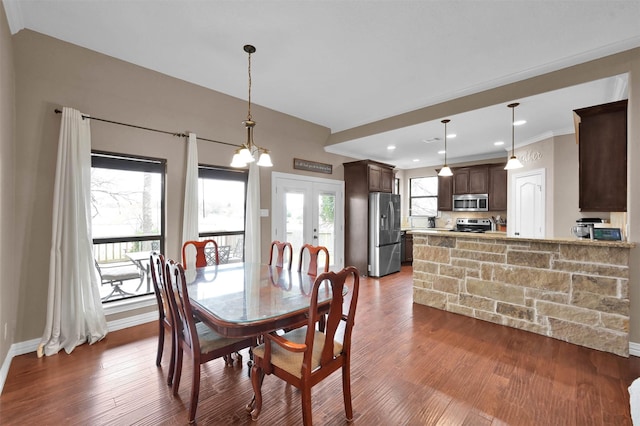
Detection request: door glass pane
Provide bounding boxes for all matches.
[318,192,335,263]
[286,192,304,266]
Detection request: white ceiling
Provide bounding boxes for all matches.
[4,0,640,169]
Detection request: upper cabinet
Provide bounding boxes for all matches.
[437,174,453,211]
[437,163,505,212]
[368,163,395,193]
[574,100,627,212]
[488,165,507,211]
[453,166,488,194]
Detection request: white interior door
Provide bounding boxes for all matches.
[510,169,545,238]
[272,172,344,270]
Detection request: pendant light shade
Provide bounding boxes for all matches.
[504,102,523,170]
[230,45,272,168]
[438,119,453,177]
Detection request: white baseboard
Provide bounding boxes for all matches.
[630,341,640,357]
[0,311,156,394]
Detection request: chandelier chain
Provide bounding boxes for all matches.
[247,50,252,121]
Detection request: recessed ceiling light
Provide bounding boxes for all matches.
[494,141,505,146]
[387,145,396,150]
[438,150,446,155]
[413,159,420,162]
[448,133,457,138]
[513,120,526,126]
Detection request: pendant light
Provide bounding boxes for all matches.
[438,119,453,177]
[504,102,523,170]
[230,45,273,168]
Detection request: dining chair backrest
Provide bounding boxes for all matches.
[165,260,198,354]
[150,252,170,326]
[298,244,330,275]
[149,251,176,384]
[307,266,360,372]
[248,265,361,425]
[182,239,219,270]
[269,240,293,269]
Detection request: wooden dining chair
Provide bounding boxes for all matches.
[165,260,256,424]
[149,251,175,386]
[297,243,330,275]
[269,240,293,269]
[181,239,219,269]
[248,266,361,425]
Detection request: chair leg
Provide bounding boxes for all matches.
[155,322,164,367]
[301,385,313,426]
[173,348,183,396]
[167,330,176,386]
[249,364,264,420]
[188,361,200,424]
[342,359,354,422]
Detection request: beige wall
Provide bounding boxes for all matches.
[11,30,353,342]
[0,3,16,368]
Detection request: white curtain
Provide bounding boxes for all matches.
[182,132,199,246]
[38,107,108,357]
[244,161,261,263]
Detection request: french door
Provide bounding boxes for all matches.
[271,172,344,270]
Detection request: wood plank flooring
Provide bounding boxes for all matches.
[2,265,640,425]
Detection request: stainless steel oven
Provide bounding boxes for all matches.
[452,194,489,212]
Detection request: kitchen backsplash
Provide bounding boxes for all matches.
[407,211,507,229]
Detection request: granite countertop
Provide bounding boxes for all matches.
[408,228,635,248]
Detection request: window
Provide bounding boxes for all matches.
[410,176,438,216]
[91,151,165,303]
[198,166,248,263]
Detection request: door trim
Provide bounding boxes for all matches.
[271,172,345,268]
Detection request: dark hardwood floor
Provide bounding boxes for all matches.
[2,265,640,425]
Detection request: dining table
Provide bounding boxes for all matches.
[186,262,341,339]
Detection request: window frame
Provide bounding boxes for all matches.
[197,165,248,262]
[409,176,439,217]
[91,150,166,303]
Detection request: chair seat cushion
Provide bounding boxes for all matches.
[100,265,141,281]
[253,326,343,378]
[196,322,248,354]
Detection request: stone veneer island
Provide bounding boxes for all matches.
[410,230,635,357]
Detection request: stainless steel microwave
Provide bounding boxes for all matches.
[453,194,489,212]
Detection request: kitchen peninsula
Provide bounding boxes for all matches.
[410,230,635,357]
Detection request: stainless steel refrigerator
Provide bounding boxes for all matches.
[368,192,401,277]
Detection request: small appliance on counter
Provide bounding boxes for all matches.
[450,218,492,233]
[571,218,603,239]
[427,216,436,228]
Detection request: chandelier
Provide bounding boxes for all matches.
[231,45,272,168]
[438,119,453,177]
[504,102,523,170]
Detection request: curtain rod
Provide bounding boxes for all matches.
[54,109,240,148]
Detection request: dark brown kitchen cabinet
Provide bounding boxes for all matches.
[453,167,488,194]
[453,168,469,194]
[574,100,627,212]
[401,231,413,263]
[367,163,394,193]
[437,174,453,211]
[489,165,507,211]
[343,160,396,274]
